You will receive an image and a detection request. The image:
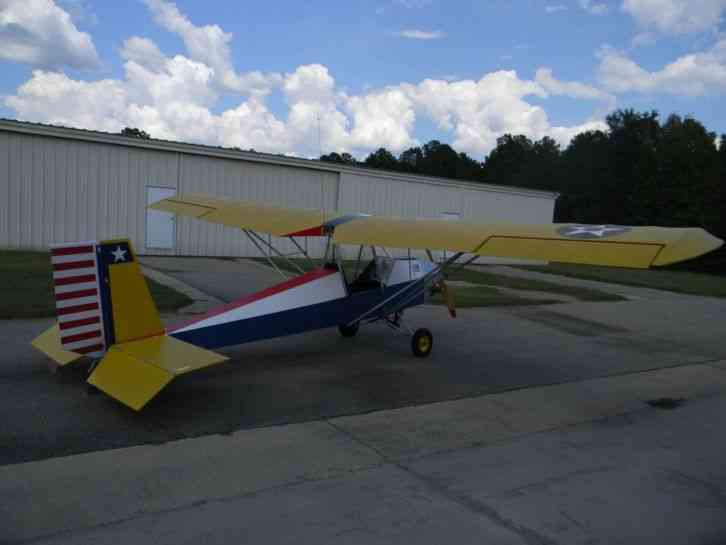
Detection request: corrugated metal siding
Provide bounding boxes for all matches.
[0,128,555,261]
[176,154,337,257]
[339,171,553,221]
[0,131,338,257]
[0,132,181,253]
[337,172,555,260]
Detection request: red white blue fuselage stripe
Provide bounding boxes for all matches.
[167,267,424,350]
[168,268,346,335]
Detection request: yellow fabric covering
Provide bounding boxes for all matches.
[31,324,83,367]
[88,335,228,411]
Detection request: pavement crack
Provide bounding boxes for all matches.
[12,465,387,545]
[394,461,559,545]
[324,419,389,461]
[666,469,726,507]
[502,465,616,496]
[325,419,560,543]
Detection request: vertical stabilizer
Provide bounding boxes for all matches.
[44,239,164,360]
[95,239,164,344]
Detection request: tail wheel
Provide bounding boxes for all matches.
[411,328,433,358]
[338,322,359,338]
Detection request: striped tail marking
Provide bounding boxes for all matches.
[50,242,106,357]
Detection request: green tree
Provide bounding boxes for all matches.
[483,134,534,188]
[399,146,424,173]
[364,148,401,171]
[654,115,719,229]
[120,127,151,139]
[718,135,726,239]
[419,140,464,178]
[557,130,612,223]
[320,152,358,165]
[605,109,661,224]
[529,136,562,192]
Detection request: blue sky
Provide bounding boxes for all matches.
[1,0,725,158]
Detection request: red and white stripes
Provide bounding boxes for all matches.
[50,242,106,357]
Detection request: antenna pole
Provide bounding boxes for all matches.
[318,113,325,221]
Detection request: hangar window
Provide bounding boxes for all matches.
[146,186,176,250]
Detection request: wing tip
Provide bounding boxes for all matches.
[652,228,724,267]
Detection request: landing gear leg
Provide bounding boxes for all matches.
[383,313,434,358]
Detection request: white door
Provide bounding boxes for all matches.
[146,186,176,250]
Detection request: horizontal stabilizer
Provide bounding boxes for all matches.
[31,324,84,367]
[88,335,228,411]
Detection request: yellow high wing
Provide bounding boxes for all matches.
[150,193,723,268]
[149,192,340,236]
[333,218,723,268]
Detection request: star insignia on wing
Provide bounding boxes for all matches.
[557,225,631,239]
[111,246,128,262]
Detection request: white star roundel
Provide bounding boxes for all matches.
[557,224,631,239]
[111,245,128,262]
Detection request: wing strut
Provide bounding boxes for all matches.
[243,229,287,280]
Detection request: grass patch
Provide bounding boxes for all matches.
[518,263,726,298]
[146,279,193,313]
[429,285,560,308]
[0,250,192,319]
[447,267,624,302]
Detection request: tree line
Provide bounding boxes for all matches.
[321,109,726,272]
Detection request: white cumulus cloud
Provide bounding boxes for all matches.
[598,40,726,95]
[400,72,553,155]
[347,88,417,151]
[142,0,281,95]
[622,0,726,35]
[0,0,99,69]
[5,71,127,132]
[536,67,616,110]
[121,36,167,72]
[2,3,611,159]
[396,29,444,40]
[580,0,609,15]
[282,64,351,156]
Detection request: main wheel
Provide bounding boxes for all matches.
[338,322,359,338]
[411,328,433,358]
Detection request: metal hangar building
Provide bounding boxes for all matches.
[0,119,557,260]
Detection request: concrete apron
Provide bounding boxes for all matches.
[2,360,726,544]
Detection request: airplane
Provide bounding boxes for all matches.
[31,192,724,411]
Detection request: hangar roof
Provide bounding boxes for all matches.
[0,118,558,200]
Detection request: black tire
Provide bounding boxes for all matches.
[338,322,359,338]
[411,328,433,358]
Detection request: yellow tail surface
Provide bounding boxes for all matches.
[88,334,228,411]
[103,238,164,343]
[32,238,228,410]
